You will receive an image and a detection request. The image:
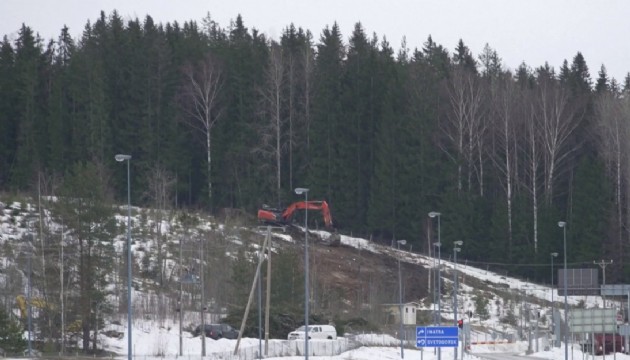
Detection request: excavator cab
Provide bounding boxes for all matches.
[261,204,280,212]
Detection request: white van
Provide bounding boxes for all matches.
[287,324,337,340]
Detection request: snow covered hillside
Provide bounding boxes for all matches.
[0,197,624,359]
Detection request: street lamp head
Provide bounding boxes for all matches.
[454,240,463,246]
[558,221,566,228]
[551,252,558,257]
[454,247,461,252]
[115,154,132,162]
[433,242,441,247]
[397,240,407,245]
[428,211,441,218]
[294,187,309,195]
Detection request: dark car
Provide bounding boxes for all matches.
[194,324,239,340]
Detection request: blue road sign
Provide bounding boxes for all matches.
[416,326,459,348]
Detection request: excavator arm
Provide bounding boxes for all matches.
[257,201,333,228]
[281,201,333,228]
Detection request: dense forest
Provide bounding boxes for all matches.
[2,10,630,282]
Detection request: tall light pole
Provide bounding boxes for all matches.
[178,236,183,356]
[429,211,442,360]
[396,239,407,359]
[453,241,463,360]
[550,253,558,305]
[550,251,558,346]
[27,245,32,356]
[434,240,442,360]
[115,154,132,360]
[558,221,567,360]
[295,187,310,360]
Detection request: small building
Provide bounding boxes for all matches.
[382,302,420,325]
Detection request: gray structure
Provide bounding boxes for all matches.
[557,268,599,296]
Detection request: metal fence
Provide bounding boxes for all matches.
[125,337,357,360]
[16,333,412,359]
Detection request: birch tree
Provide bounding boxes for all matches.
[443,65,485,194]
[180,53,224,209]
[521,88,543,254]
[595,93,630,268]
[534,75,582,205]
[490,73,520,253]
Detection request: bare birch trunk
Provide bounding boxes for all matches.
[179,53,224,209]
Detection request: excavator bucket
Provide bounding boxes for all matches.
[321,231,341,246]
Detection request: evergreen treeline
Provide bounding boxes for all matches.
[3,11,630,282]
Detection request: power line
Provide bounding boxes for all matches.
[461,259,598,268]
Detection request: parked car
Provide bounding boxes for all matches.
[194,324,239,340]
[580,333,626,355]
[287,325,337,340]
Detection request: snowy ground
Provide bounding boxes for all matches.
[5,201,625,360]
[94,319,630,360]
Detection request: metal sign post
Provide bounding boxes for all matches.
[417,326,459,348]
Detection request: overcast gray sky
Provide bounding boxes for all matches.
[2,0,629,82]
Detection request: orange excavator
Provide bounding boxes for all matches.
[257,201,340,245]
[257,201,333,228]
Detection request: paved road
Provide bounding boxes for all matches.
[474,353,550,360]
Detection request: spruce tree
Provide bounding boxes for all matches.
[53,161,115,352]
[0,307,26,355]
[339,23,380,229]
[0,36,17,187]
[569,52,592,94]
[570,157,615,277]
[453,39,477,73]
[595,64,609,94]
[11,24,43,189]
[309,23,345,221]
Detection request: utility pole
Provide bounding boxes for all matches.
[264,227,274,356]
[234,235,269,355]
[594,260,613,308]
